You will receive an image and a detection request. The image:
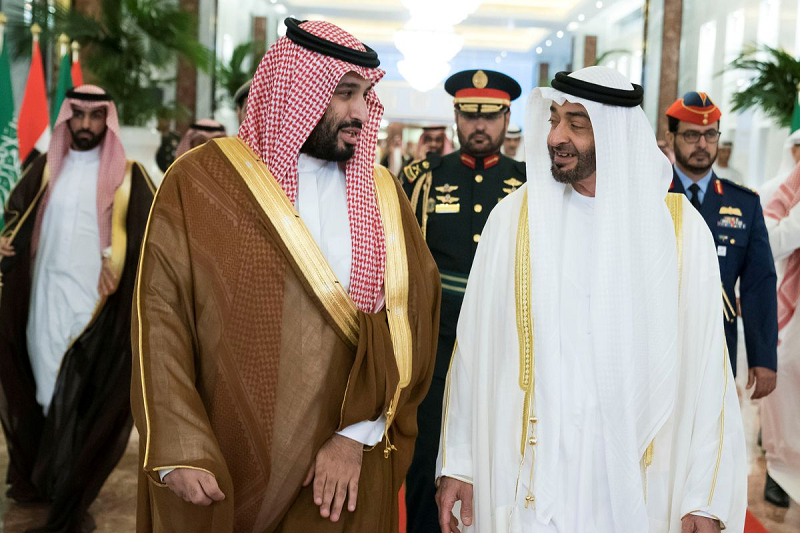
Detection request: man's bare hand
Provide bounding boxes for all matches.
[302,433,363,522]
[0,236,14,257]
[97,258,118,298]
[747,367,777,400]
[681,514,721,532]
[163,468,225,506]
[436,476,474,533]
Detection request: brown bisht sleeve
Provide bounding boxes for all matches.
[131,163,235,532]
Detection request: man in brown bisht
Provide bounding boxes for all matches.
[0,85,154,532]
[131,18,440,533]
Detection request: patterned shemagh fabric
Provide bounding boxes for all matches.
[239,20,387,313]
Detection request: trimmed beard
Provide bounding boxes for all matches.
[457,129,504,159]
[69,125,106,151]
[673,142,717,175]
[549,143,596,185]
[301,113,362,162]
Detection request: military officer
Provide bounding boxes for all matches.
[666,91,778,399]
[401,69,526,533]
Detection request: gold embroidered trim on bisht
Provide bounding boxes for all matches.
[373,164,413,457]
[515,193,534,456]
[216,137,359,348]
[514,193,537,508]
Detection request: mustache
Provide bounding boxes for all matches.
[691,149,710,158]
[338,120,363,131]
[75,129,95,137]
[549,142,578,156]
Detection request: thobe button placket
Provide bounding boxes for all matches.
[528,437,537,446]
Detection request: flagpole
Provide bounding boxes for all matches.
[58,33,68,58]
[0,13,6,55]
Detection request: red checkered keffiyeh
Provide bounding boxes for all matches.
[766,161,800,331]
[32,85,126,253]
[239,20,387,313]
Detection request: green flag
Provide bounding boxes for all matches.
[51,50,73,127]
[0,20,21,230]
[792,84,800,133]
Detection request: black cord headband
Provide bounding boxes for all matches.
[284,18,380,68]
[551,71,643,107]
[65,88,113,102]
[190,123,226,133]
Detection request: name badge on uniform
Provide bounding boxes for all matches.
[717,245,727,257]
[435,193,460,214]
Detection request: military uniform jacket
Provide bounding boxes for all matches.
[402,150,526,379]
[671,171,778,373]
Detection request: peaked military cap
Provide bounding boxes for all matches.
[445,69,522,114]
[666,91,722,126]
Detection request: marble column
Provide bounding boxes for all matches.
[177,0,200,130]
[538,62,550,87]
[583,36,598,68]
[656,0,682,138]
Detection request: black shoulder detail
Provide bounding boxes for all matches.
[402,154,441,184]
[719,177,758,196]
[132,161,157,195]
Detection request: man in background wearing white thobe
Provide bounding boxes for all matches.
[0,85,154,532]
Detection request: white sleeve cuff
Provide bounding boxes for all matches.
[336,414,387,446]
[158,468,175,481]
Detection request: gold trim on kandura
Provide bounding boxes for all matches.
[708,340,729,506]
[440,340,458,469]
[515,193,534,456]
[665,193,684,294]
[216,137,359,348]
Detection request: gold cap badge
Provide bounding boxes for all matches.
[472,70,488,89]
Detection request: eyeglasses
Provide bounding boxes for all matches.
[676,130,722,144]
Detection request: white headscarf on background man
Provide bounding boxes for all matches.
[523,66,679,529]
[760,129,800,207]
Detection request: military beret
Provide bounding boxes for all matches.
[665,91,722,126]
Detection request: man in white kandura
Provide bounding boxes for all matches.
[435,67,747,533]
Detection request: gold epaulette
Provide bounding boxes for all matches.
[403,159,431,184]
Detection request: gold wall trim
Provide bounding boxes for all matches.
[216,137,359,348]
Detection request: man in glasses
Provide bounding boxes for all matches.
[667,91,777,400]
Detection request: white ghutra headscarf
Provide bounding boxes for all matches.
[524,66,680,529]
